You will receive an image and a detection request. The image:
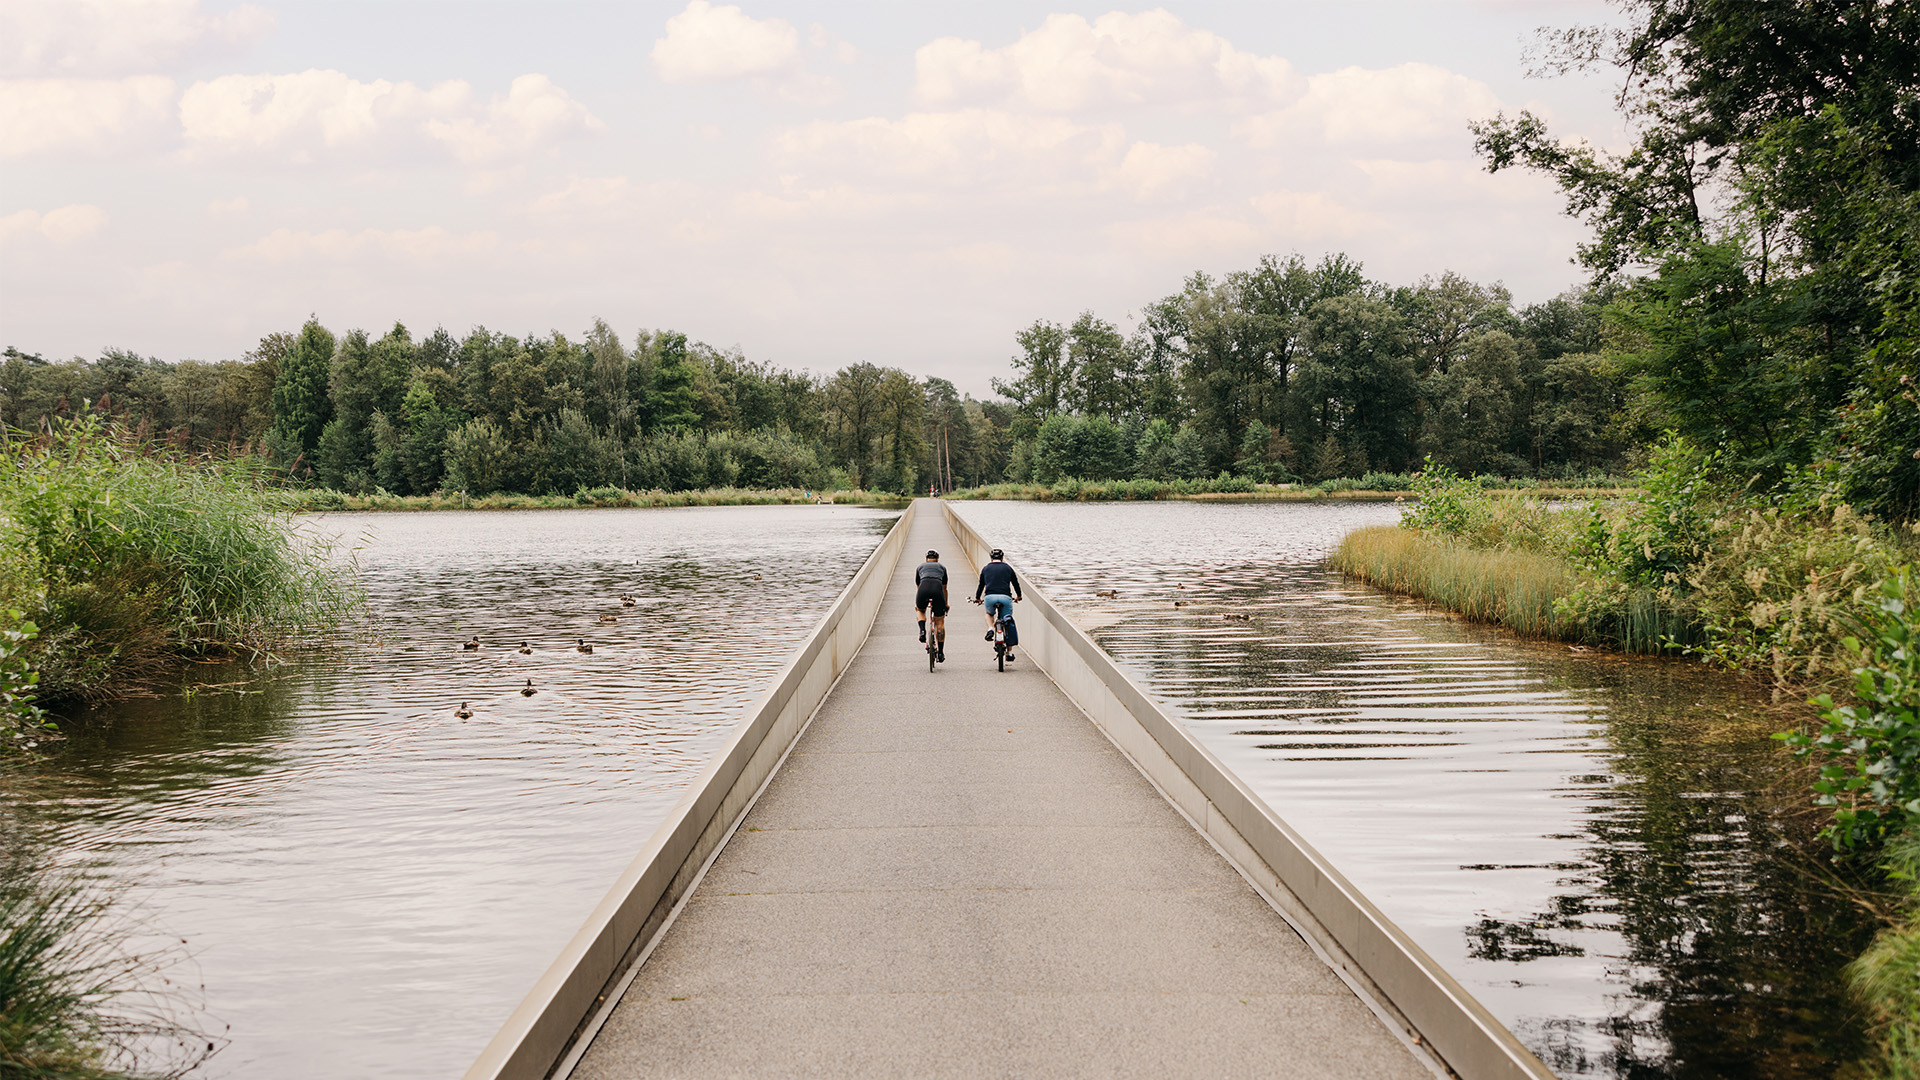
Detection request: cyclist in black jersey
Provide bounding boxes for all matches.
[914,550,949,663]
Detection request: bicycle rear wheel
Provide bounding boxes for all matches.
[928,622,937,672]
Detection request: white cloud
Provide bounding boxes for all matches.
[223,226,501,264]
[1,0,273,78]
[531,175,634,214]
[915,10,1298,112]
[0,76,174,157]
[776,109,1124,186]
[178,70,600,165]
[0,204,109,245]
[422,74,605,164]
[1105,140,1213,199]
[1237,62,1505,146]
[651,1,800,83]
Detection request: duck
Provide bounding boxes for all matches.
[1173,601,1188,608]
[517,641,533,655]
[576,639,594,654]
[462,635,480,650]
[520,679,538,697]
[454,702,473,720]
[620,594,636,607]
[599,614,618,624]
[1095,589,1117,599]
[1223,612,1252,622]
[753,573,763,580]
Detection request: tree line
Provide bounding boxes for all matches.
[997,256,1634,486]
[0,255,1644,498]
[0,324,1017,496]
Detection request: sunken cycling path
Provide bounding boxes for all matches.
[571,508,1430,1079]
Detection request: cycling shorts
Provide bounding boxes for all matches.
[916,582,948,617]
[983,594,1014,623]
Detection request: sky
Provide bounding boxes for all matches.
[0,0,1627,395]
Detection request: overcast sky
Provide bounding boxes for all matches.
[1,0,1625,395]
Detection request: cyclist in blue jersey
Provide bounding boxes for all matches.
[972,548,1022,661]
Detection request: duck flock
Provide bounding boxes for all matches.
[451,594,636,718]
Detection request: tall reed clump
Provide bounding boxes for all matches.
[1330,526,1578,638]
[0,411,358,701]
[0,847,221,1079]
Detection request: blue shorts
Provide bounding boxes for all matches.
[983,594,1014,623]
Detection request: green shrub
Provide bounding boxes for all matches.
[1779,571,1920,851]
[0,611,55,758]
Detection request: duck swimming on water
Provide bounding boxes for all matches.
[598,614,617,624]
[454,702,473,720]
[520,679,537,697]
[576,639,594,654]
[620,595,636,607]
[517,642,533,654]
[462,635,480,650]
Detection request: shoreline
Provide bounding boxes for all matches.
[287,484,1637,513]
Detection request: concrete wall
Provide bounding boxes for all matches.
[944,502,1554,1080]
[464,501,917,1080]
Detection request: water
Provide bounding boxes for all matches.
[0,505,897,1080]
[951,500,1872,1080]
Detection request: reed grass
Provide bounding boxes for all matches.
[0,413,359,701]
[0,848,220,1079]
[1328,524,1694,651]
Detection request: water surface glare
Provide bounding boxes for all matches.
[3,505,897,1080]
[952,500,1869,1080]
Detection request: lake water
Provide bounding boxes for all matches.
[952,499,1871,1080]
[3,499,1871,1080]
[0,505,898,1080]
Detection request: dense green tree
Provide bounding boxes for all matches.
[648,331,701,431]
[1473,0,1920,511]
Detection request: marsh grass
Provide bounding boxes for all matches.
[0,412,358,701]
[287,486,880,512]
[1329,522,1696,652]
[0,848,222,1080]
[1331,525,1580,639]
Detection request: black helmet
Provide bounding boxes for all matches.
[926,549,939,559]
[990,548,1004,560]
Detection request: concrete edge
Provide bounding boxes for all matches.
[462,501,917,1080]
[942,501,1554,1080]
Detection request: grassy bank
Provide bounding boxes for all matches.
[1328,449,1911,683]
[285,485,889,512]
[0,413,358,707]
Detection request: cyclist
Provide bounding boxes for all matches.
[972,547,1022,661]
[914,549,948,663]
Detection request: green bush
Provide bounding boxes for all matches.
[1779,571,1920,851]
[0,611,54,758]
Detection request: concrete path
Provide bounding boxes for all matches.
[572,507,1431,1079]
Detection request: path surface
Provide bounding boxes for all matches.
[572,507,1431,1079]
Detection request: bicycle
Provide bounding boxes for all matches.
[927,612,939,672]
[972,596,1016,672]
